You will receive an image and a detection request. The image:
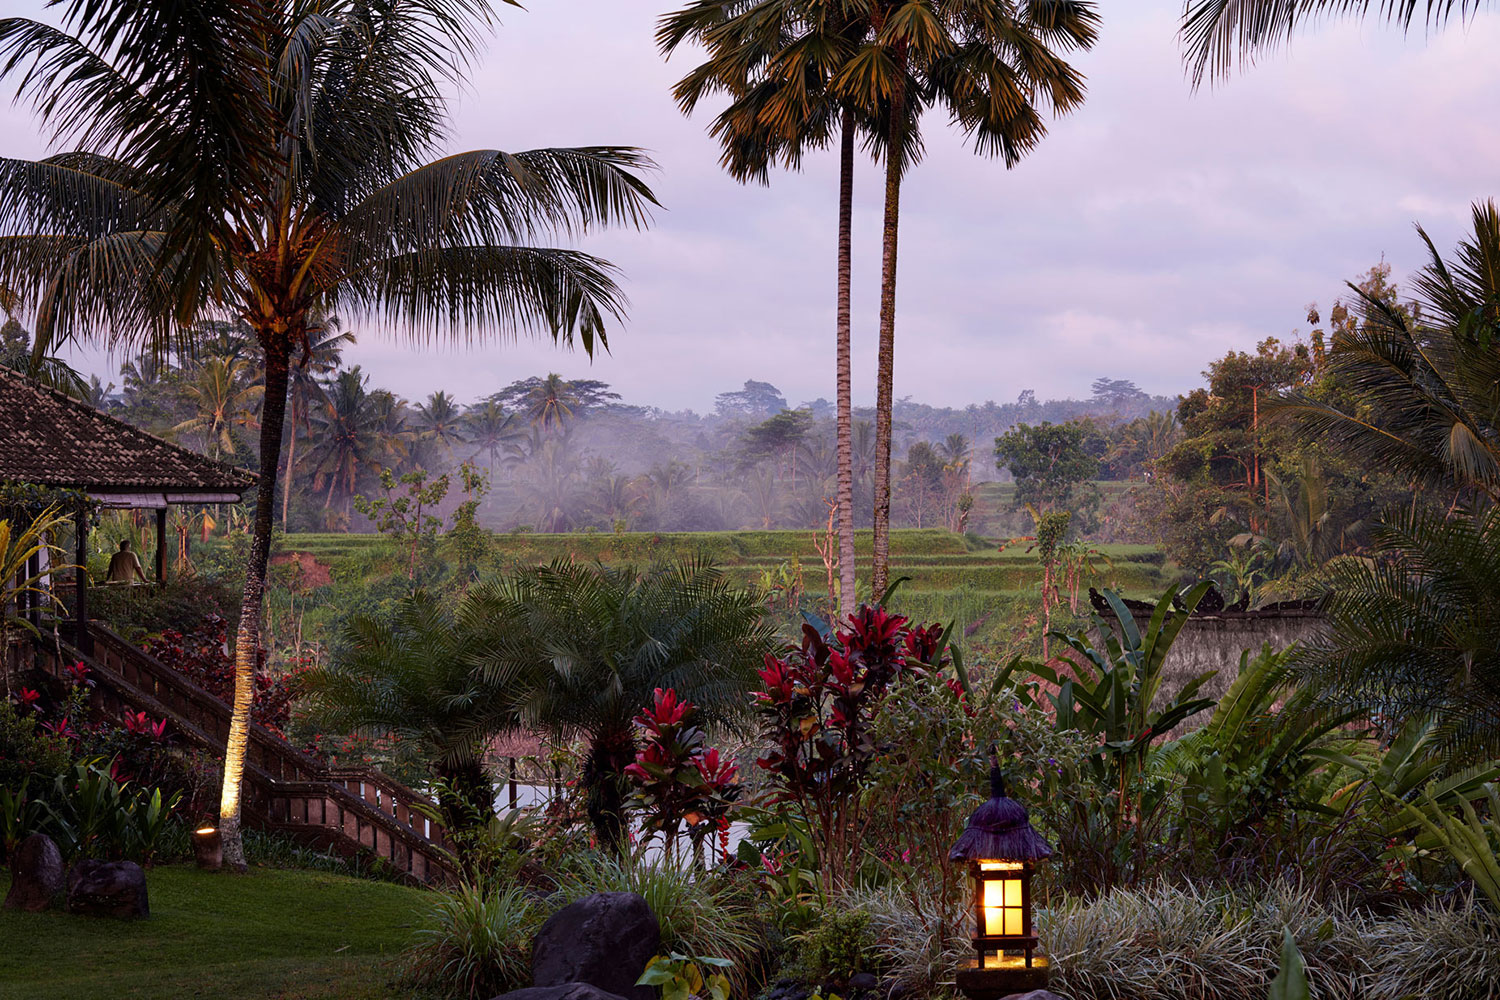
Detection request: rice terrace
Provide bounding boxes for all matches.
[3,2,1500,1000]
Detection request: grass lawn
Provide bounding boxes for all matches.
[0,865,430,1000]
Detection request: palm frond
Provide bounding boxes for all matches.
[1181,0,1490,87]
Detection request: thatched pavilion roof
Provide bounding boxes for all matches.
[0,367,255,503]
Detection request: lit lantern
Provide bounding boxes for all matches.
[950,759,1053,999]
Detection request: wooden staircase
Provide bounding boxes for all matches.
[24,624,456,885]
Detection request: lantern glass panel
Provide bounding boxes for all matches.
[978,861,1026,938]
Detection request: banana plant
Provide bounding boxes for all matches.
[1160,645,1363,843]
[1047,583,1220,771]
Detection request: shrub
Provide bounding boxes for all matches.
[405,883,540,1000]
[140,616,303,734]
[796,907,873,987]
[39,759,183,863]
[754,606,947,891]
[0,698,70,791]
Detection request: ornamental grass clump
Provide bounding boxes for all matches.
[1043,880,1500,1000]
[556,855,764,992]
[405,883,540,1000]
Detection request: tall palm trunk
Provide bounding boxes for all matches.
[220,341,292,870]
[871,97,904,600]
[835,109,857,618]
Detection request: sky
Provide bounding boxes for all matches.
[3,1,1499,414]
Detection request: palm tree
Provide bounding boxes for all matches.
[939,431,970,482]
[172,356,265,460]
[368,389,413,475]
[496,372,586,432]
[840,0,1098,597]
[465,399,524,468]
[517,436,582,532]
[305,591,522,834]
[306,368,381,514]
[492,373,621,431]
[415,389,469,460]
[283,320,355,528]
[1181,0,1490,85]
[660,0,869,619]
[464,559,775,849]
[0,0,656,866]
[1294,504,1500,762]
[1270,201,1500,506]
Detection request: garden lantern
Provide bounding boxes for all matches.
[949,759,1053,999]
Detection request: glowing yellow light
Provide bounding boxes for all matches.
[979,861,1023,871]
[982,953,1051,970]
[195,827,217,836]
[981,876,1026,936]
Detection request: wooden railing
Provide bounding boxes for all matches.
[25,625,456,885]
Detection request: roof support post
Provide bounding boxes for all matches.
[155,507,167,585]
[74,495,91,654]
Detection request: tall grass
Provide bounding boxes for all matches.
[405,883,540,1000]
[555,855,765,991]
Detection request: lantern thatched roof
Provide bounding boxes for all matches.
[949,767,1053,863]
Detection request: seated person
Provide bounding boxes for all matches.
[105,540,150,585]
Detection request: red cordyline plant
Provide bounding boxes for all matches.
[754,606,948,891]
[142,619,301,735]
[625,688,740,865]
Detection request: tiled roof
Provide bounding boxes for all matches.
[0,367,256,493]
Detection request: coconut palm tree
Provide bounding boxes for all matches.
[464,559,775,849]
[465,399,524,468]
[0,0,656,866]
[283,320,355,528]
[1270,201,1500,507]
[660,0,870,618]
[1181,0,1490,85]
[306,367,382,514]
[368,389,414,475]
[837,0,1097,597]
[517,436,582,532]
[415,389,468,461]
[172,356,265,460]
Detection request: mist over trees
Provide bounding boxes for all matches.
[30,319,1179,536]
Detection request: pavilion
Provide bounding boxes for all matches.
[0,367,255,650]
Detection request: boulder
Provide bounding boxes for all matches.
[531,891,660,1000]
[3,833,64,912]
[490,985,629,1000]
[66,859,149,919]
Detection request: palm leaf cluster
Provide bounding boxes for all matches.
[308,559,775,846]
[1295,505,1500,760]
[1181,0,1493,85]
[1270,201,1500,506]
